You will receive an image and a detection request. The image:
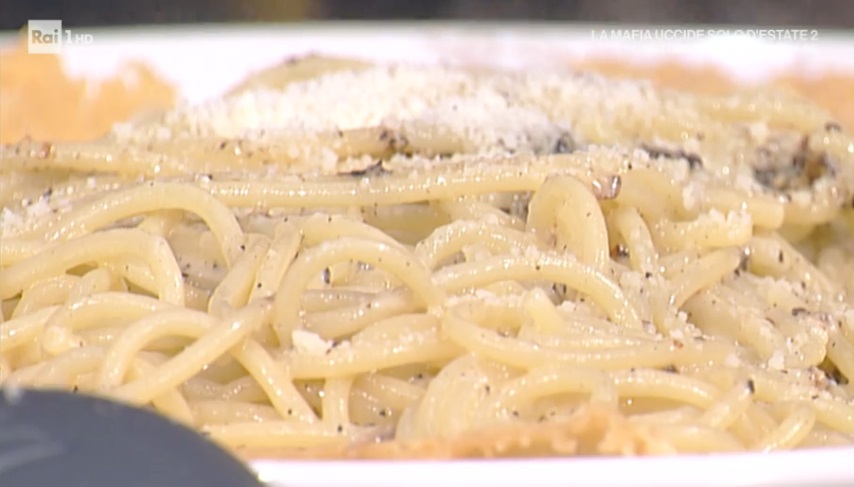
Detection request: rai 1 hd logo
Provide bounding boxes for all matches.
[28,20,94,54]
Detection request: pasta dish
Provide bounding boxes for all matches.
[1,56,853,459]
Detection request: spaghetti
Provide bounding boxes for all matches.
[1,57,854,459]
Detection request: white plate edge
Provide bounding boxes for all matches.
[2,22,852,104]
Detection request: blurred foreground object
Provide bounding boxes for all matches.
[0,388,263,487]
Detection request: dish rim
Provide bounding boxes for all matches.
[252,446,854,486]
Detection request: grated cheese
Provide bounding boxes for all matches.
[292,329,333,356]
[767,351,785,370]
[0,208,25,236]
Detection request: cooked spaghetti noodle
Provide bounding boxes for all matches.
[1,57,854,459]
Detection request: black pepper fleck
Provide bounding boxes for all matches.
[641,143,703,170]
[552,133,576,154]
[345,160,388,178]
[610,244,630,259]
[824,122,842,132]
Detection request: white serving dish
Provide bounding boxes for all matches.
[2,22,852,487]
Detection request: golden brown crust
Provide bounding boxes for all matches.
[570,58,854,131]
[238,406,675,461]
[0,41,176,144]
[225,55,372,96]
